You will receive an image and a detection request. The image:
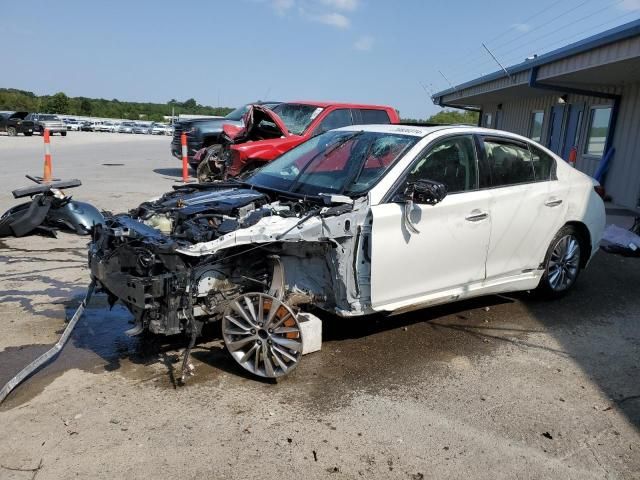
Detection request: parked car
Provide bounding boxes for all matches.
[196,101,399,181]
[95,121,118,132]
[171,101,281,167]
[80,121,94,132]
[26,113,67,136]
[118,122,135,133]
[150,123,171,135]
[64,119,82,131]
[132,123,150,134]
[0,111,34,136]
[88,125,606,380]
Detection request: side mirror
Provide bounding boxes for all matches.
[402,179,447,205]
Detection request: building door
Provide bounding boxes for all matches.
[495,109,503,129]
[547,104,566,154]
[561,103,584,161]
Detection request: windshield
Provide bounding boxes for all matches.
[40,115,58,121]
[271,104,321,135]
[245,130,418,196]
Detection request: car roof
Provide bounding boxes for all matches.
[332,124,540,142]
[286,100,394,109]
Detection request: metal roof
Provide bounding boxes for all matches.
[432,18,640,100]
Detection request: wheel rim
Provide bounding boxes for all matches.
[547,234,580,292]
[222,293,302,378]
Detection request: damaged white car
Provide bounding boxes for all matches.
[89,125,605,379]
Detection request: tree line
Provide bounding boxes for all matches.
[0,88,233,122]
[402,109,479,125]
[1,87,478,125]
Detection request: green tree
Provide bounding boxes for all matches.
[182,98,197,110]
[400,109,479,125]
[46,92,70,114]
[80,98,92,115]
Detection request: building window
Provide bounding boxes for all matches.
[483,113,492,128]
[529,111,544,142]
[584,106,612,156]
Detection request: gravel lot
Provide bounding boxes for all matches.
[0,132,638,479]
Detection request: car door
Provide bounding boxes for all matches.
[478,135,568,280]
[370,134,492,310]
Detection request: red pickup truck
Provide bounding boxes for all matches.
[195,101,399,181]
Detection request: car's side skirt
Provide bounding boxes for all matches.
[375,271,543,316]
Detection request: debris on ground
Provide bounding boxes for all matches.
[601,223,640,257]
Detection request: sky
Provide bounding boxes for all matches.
[1,0,639,119]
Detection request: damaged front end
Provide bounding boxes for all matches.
[89,183,370,378]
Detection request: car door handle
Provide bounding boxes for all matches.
[465,210,489,222]
[544,198,563,207]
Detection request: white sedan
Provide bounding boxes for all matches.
[89,124,605,379]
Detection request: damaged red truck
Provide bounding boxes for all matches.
[195,101,400,182]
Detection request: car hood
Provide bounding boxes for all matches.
[222,105,290,143]
[9,112,29,120]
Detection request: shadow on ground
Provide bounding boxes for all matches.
[153,168,189,178]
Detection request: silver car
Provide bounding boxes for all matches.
[27,113,67,136]
[118,122,135,133]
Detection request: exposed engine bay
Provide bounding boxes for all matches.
[89,183,372,377]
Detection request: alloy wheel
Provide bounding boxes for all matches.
[547,234,581,292]
[222,293,302,378]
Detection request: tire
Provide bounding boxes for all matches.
[7,127,17,136]
[196,144,223,183]
[536,225,584,298]
[24,131,33,136]
[61,131,67,136]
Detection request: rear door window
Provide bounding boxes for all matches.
[529,145,557,181]
[356,109,391,125]
[481,137,535,187]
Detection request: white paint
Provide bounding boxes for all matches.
[298,312,322,355]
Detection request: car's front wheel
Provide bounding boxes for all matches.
[7,127,17,136]
[537,226,583,297]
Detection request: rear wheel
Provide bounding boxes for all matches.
[61,131,67,136]
[24,131,32,136]
[536,226,583,297]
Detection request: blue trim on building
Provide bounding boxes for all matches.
[432,18,640,100]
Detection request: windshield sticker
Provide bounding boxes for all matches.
[310,108,323,120]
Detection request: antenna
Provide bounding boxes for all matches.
[438,70,457,91]
[482,43,513,80]
[418,80,433,97]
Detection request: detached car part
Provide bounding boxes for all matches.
[0,281,95,404]
[0,177,105,238]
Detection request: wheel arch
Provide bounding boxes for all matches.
[202,133,221,148]
[564,220,591,268]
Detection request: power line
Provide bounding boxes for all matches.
[489,0,626,60]
[498,10,640,66]
[439,11,639,92]
[439,0,597,77]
